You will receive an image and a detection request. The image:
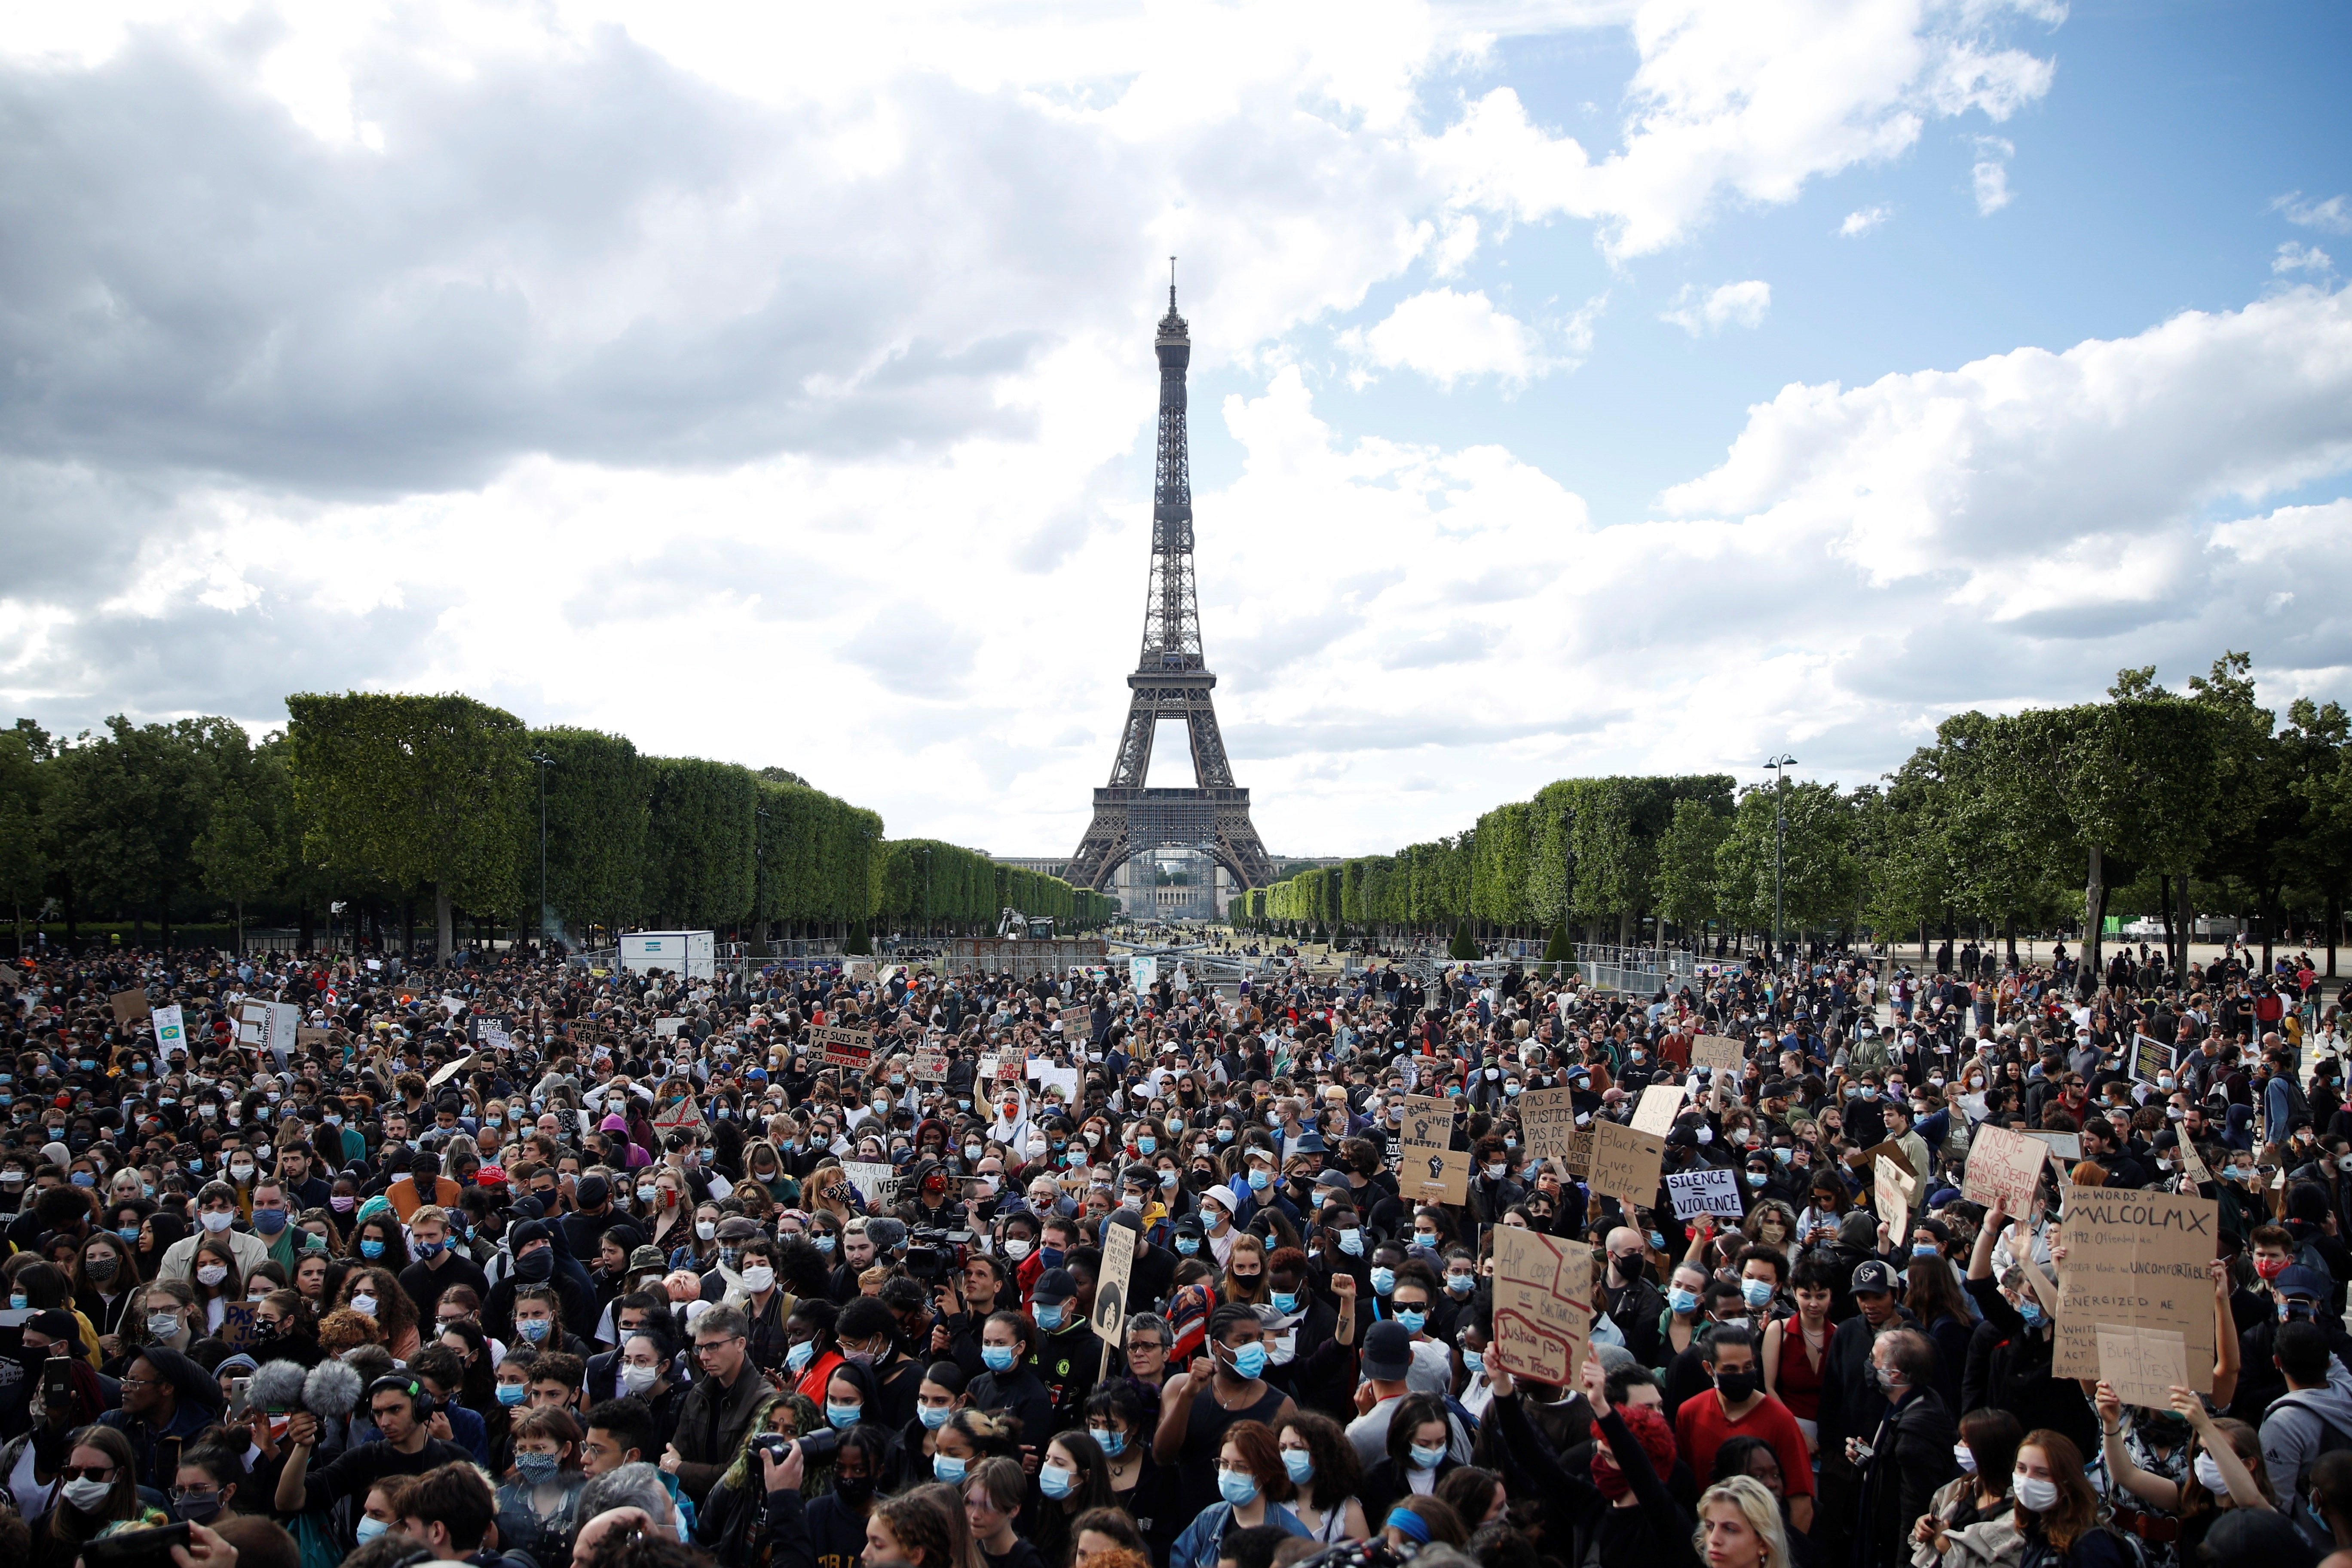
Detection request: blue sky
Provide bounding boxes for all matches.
[1,0,2349,861]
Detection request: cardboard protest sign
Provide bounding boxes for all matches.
[151,1004,187,1057]
[1666,1165,1745,1220]
[1518,1087,1582,1164]
[1489,1226,1595,1384]
[109,989,150,1024]
[2175,1139,2212,1187]
[1962,1123,2047,1213]
[654,1017,685,1038]
[840,1161,894,1207]
[1630,1083,1687,1136]
[652,1095,703,1131]
[1856,1139,1916,1179]
[996,1054,1025,1084]
[427,1054,478,1089]
[1060,1007,1091,1035]
[2053,1185,2218,1390]
[2096,1323,2188,1410]
[1875,1156,1916,1239]
[1028,1062,1079,1102]
[1397,1093,1468,1204]
[2131,1035,2175,1084]
[1690,1035,1746,1075]
[1092,1222,1136,1343]
[1589,1120,1666,1201]
[1130,957,1158,992]
[296,1027,334,1053]
[911,1049,949,1082]
[809,1025,876,1071]
[2024,1130,2081,1163]
[233,998,271,1048]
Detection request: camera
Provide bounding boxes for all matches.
[761,1427,839,1465]
[904,1228,974,1280]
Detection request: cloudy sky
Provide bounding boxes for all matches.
[3,0,2349,864]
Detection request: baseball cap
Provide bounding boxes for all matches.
[1032,1267,1078,1305]
[1361,1320,1414,1381]
[1851,1260,1899,1295]
[2277,1265,2329,1302]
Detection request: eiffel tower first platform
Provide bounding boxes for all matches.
[1063,276,1274,897]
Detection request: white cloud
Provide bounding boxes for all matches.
[1661,280,1770,335]
[1840,204,1893,237]
[1418,0,2058,258]
[1972,135,2015,214]
[1339,288,1554,387]
[2277,242,2335,276]
[2275,192,2352,235]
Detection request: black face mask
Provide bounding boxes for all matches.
[1714,1368,1757,1403]
[833,1474,875,1504]
[1613,1252,1648,1285]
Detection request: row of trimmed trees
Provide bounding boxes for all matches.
[0,693,1112,955]
[1237,655,2352,977]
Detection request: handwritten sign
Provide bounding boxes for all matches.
[1518,1087,1582,1164]
[1489,1226,1594,1385]
[1396,1093,1468,1204]
[652,1095,702,1131]
[1666,1165,1745,1220]
[1060,1007,1091,1035]
[152,1004,187,1057]
[840,1161,894,1207]
[1875,1156,1916,1240]
[1093,1222,1136,1342]
[2175,1139,2211,1187]
[1589,1120,1665,1202]
[911,1049,949,1082]
[1690,1035,1745,1075]
[809,1025,876,1071]
[2096,1323,2189,1410]
[109,989,150,1024]
[1630,1083,1687,1136]
[2053,1185,2218,1390]
[1962,1123,2047,1214]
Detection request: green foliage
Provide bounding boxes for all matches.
[1540,919,1571,963]
[1449,922,1477,959]
[287,692,530,953]
[1655,797,1731,933]
[528,728,652,934]
[643,757,759,928]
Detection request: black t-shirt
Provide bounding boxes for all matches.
[983,1542,1045,1568]
[303,1436,476,1511]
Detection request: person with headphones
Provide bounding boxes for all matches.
[273,1372,478,1545]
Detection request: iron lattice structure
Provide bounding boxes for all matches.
[1065,283,1275,897]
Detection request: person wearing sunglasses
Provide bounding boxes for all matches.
[35,1426,165,1560]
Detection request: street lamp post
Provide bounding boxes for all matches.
[1764,754,1798,968]
[754,805,772,954]
[529,750,555,951]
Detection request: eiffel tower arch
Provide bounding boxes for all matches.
[1065,278,1275,900]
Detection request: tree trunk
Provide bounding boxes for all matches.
[2176,872,2194,980]
[2004,913,2018,970]
[2082,845,2106,993]
[234,899,244,954]
[2262,882,2280,974]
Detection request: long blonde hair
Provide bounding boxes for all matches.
[1693,1476,1789,1568]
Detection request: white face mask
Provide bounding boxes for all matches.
[2193,1451,2230,1498]
[620,1361,660,1395]
[196,1264,228,1287]
[2012,1473,2060,1512]
[741,1265,776,1293]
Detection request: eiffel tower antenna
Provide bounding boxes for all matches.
[1063,274,1274,904]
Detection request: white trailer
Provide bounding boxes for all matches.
[619,931,716,980]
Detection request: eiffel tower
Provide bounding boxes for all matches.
[1064,274,1274,899]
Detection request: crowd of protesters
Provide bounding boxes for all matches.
[0,935,2345,1568]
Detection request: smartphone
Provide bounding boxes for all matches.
[42,1358,74,1420]
[227,1378,253,1421]
[82,1522,189,1568]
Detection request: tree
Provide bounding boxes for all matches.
[195,750,289,949]
[1715,781,1861,940]
[527,727,652,938]
[0,724,50,947]
[643,758,758,929]
[1655,797,1730,942]
[286,692,530,959]
[43,716,236,945]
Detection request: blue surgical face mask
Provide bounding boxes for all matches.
[1035,1302,1066,1331]
[1461,1349,1485,1375]
[496,1384,529,1407]
[360,1239,385,1259]
[919,1403,953,1430]
[983,1345,1019,1373]
[355,1517,391,1545]
[2019,1301,2046,1328]
[1282,1449,1314,1485]
[1219,1467,1260,1507]
[1270,1291,1301,1314]
[1039,1464,1076,1500]
[826,1403,862,1430]
[1136,1137,1157,1155]
[1667,1287,1700,1315]
[1912,1245,1939,1260]
[934,1455,968,1485]
[1089,1425,1126,1457]
[1409,1442,1446,1471]
[1176,1237,1200,1256]
[1247,1169,1270,1192]
[1226,1343,1268,1379]
[1741,1278,1775,1309]
[1369,1265,1395,1295]
[1446,1273,1475,1297]
[1393,1308,1427,1333]
[1647,1231,1666,1250]
[1338,1230,1364,1258]
[786,1340,815,1372]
